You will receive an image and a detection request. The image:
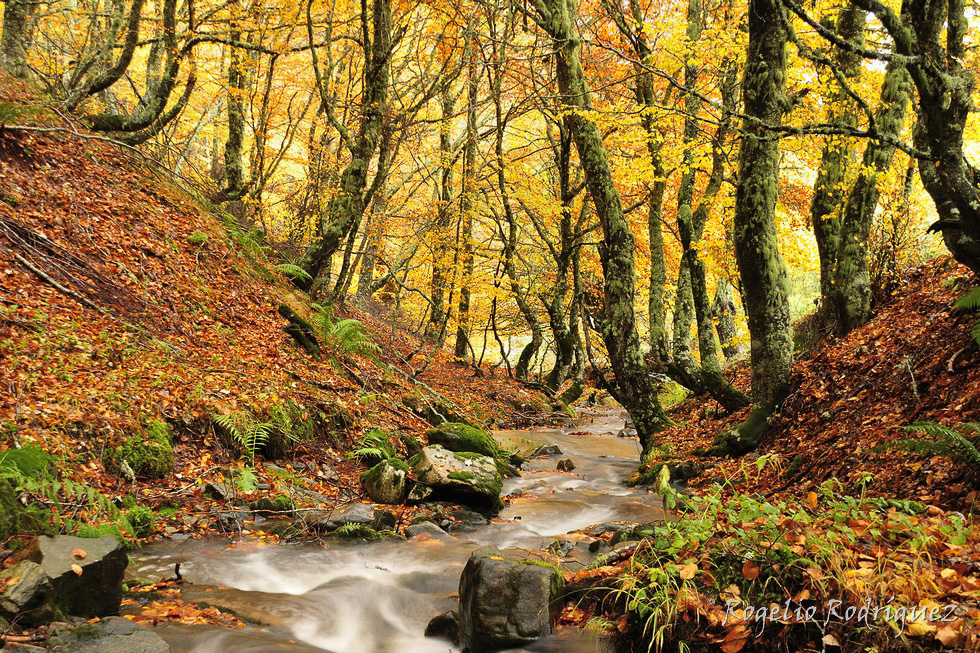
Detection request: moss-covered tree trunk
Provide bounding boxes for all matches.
[455,33,479,363]
[832,61,911,333]
[711,278,738,362]
[846,0,980,275]
[728,0,793,451]
[534,0,671,453]
[810,5,866,307]
[222,28,247,211]
[1,0,31,78]
[297,0,391,292]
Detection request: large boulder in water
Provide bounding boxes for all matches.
[360,459,410,504]
[425,423,500,458]
[39,535,127,618]
[410,446,502,510]
[458,547,561,652]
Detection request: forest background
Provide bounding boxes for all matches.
[1,0,979,456]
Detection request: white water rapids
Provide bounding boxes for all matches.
[128,409,665,652]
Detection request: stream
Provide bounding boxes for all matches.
[128,409,665,652]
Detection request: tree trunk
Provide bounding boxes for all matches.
[832,61,911,332]
[810,5,866,306]
[297,0,392,292]
[223,29,247,208]
[455,34,479,363]
[428,82,455,342]
[1,0,31,78]
[536,0,671,454]
[711,278,738,362]
[726,0,793,452]
[846,0,980,275]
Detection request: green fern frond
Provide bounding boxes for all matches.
[872,421,980,472]
[972,320,980,347]
[347,430,394,464]
[953,286,980,312]
[214,412,274,463]
[276,263,313,283]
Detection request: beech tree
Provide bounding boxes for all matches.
[527,0,672,454]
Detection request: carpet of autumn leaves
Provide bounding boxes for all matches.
[0,77,553,542]
[650,257,980,510]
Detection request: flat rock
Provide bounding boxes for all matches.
[39,535,127,618]
[406,522,447,539]
[307,503,377,532]
[49,616,170,653]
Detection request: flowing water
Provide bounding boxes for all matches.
[129,409,665,652]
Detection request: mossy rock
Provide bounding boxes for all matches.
[248,495,295,516]
[410,446,503,511]
[360,459,410,504]
[426,423,499,458]
[108,420,174,479]
[399,433,423,457]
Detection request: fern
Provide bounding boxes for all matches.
[214,412,274,463]
[872,422,980,474]
[276,263,313,284]
[310,305,380,360]
[953,286,980,311]
[954,286,980,346]
[348,430,395,464]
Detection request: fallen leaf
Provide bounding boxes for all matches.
[936,625,960,647]
[72,548,87,559]
[678,562,698,580]
[822,633,840,647]
[741,560,760,580]
[71,564,83,576]
[807,491,818,509]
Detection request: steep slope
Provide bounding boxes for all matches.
[657,258,980,508]
[0,79,550,539]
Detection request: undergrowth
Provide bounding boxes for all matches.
[589,471,977,653]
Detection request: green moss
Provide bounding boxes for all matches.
[426,422,499,457]
[187,231,209,246]
[124,505,155,538]
[109,419,174,479]
[75,521,130,544]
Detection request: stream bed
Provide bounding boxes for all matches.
[128,409,665,652]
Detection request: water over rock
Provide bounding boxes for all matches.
[409,445,502,510]
[457,547,561,652]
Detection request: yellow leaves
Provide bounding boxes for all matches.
[677,562,698,580]
[806,490,818,509]
[70,564,83,576]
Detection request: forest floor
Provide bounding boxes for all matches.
[654,257,980,511]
